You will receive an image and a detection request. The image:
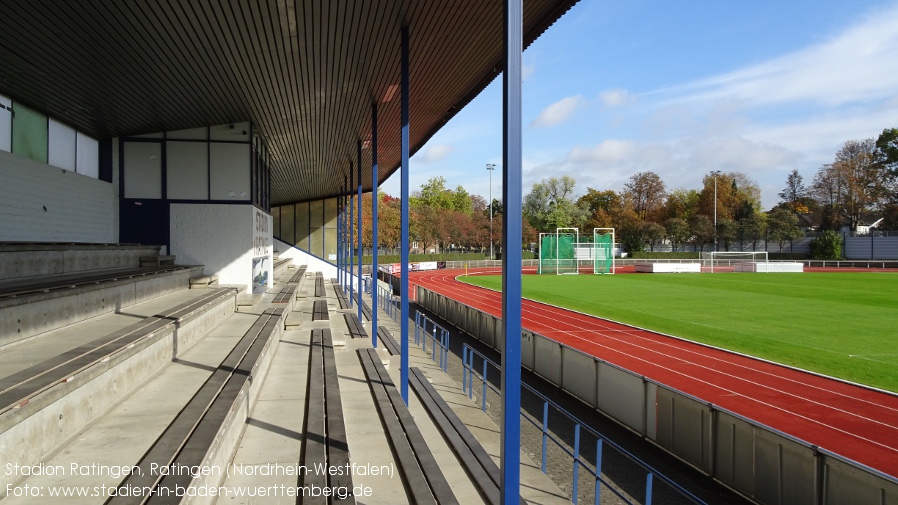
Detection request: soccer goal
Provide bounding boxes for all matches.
[591,228,615,274]
[702,251,768,273]
[539,228,578,274]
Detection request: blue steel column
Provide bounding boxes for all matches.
[501,0,523,502]
[370,102,379,348]
[357,141,364,320]
[337,186,343,283]
[399,25,410,404]
[349,163,355,303]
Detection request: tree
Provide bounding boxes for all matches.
[523,176,586,231]
[809,230,843,260]
[778,169,808,211]
[874,127,898,175]
[688,214,714,252]
[812,139,888,235]
[578,188,618,215]
[622,172,666,221]
[716,218,738,251]
[662,189,700,221]
[767,208,804,252]
[738,212,767,251]
[698,171,761,221]
[641,221,666,252]
[664,218,690,252]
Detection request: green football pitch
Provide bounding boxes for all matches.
[460,272,898,393]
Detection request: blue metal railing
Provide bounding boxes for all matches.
[376,283,400,322]
[462,344,706,505]
[414,311,449,372]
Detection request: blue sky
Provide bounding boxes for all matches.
[382,0,898,210]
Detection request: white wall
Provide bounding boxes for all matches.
[0,149,116,242]
[274,238,338,278]
[170,203,272,293]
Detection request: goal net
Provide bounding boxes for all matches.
[702,251,769,273]
[539,228,578,274]
[591,228,615,274]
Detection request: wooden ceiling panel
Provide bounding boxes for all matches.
[0,0,579,206]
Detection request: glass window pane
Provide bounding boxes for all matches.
[76,133,99,178]
[309,199,323,257]
[296,202,310,251]
[323,198,337,262]
[209,142,250,200]
[272,206,281,241]
[281,204,295,245]
[12,102,48,163]
[123,141,162,199]
[167,127,207,140]
[48,119,76,171]
[210,121,250,142]
[0,95,12,152]
[166,141,208,199]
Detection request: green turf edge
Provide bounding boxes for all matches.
[459,273,898,393]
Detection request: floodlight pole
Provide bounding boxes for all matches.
[712,170,721,252]
[487,163,496,260]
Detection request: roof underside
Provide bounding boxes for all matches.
[0,0,578,206]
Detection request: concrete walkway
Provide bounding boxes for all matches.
[216,269,569,504]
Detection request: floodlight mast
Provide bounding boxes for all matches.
[487,163,497,260]
[711,170,722,252]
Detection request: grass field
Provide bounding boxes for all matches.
[460,272,898,393]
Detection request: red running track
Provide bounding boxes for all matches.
[410,268,898,478]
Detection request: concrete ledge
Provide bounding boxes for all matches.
[0,244,161,281]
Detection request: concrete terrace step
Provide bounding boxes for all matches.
[0,265,204,346]
[0,287,238,497]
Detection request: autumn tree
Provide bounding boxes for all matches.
[664,218,690,252]
[622,171,666,221]
[778,169,809,212]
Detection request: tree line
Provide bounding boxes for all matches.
[354,127,897,254]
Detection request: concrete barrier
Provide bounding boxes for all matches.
[0,244,161,281]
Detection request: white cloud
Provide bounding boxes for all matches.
[417,144,454,164]
[523,62,536,80]
[599,88,636,107]
[662,4,898,107]
[530,95,586,128]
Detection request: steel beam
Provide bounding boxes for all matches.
[501,0,523,502]
[400,25,411,404]
[371,102,378,348]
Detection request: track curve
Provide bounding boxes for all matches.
[410,267,898,478]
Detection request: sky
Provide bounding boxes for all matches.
[381,0,898,211]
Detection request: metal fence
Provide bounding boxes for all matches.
[414,311,449,372]
[417,286,898,505]
[462,344,705,505]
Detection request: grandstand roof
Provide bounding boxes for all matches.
[0,0,578,205]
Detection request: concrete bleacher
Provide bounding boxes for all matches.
[1,247,568,504]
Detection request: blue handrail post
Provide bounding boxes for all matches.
[541,401,548,473]
[646,473,654,505]
[462,346,468,391]
[595,439,603,505]
[481,359,488,412]
[572,423,581,504]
